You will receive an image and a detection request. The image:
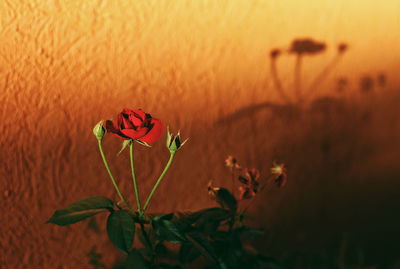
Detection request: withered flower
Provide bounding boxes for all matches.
[238,186,256,200]
[271,163,287,188]
[237,168,260,200]
[225,156,241,169]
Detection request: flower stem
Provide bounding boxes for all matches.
[97,140,133,213]
[143,153,175,212]
[129,141,142,214]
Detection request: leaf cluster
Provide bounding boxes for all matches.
[48,189,277,268]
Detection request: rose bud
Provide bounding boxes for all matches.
[166,127,188,154]
[105,108,163,144]
[93,120,106,140]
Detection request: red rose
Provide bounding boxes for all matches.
[105,108,163,143]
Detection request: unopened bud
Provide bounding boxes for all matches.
[166,127,188,154]
[93,120,106,140]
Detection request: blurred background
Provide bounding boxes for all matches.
[1,0,400,268]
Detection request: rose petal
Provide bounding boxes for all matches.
[121,127,148,140]
[122,117,135,129]
[131,109,146,120]
[105,120,130,139]
[138,118,163,143]
[121,108,145,126]
[129,113,143,126]
[116,113,124,129]
[122,108,135,115]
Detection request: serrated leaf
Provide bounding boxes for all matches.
[47,196,114,226]
[125,250,150,269]
[107,210,135,254]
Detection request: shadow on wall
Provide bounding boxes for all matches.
[211,38,400,267]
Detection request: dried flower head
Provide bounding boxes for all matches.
[225,156,241,169]
[271,163,287,188]
[237,168,260,200]
[238,186,256,200]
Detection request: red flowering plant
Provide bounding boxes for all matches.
[47,109,286,269]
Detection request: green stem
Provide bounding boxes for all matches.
[139,221,153,249]
[139,221,155,263]
[143,153,175,212]
[129,141,142,214]
[97,140,133,213]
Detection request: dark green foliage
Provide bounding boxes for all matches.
[179,243,201,265]
[152,214,187,243]
[125,250,150,269]
[213,188,238,212]
[107,210,135,254]
[235,226,265,240]
[47,196,114,226]
[186,232,219,266]
[50,191,272,268]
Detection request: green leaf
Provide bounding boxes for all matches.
[186,232,218,265]
[255,254,280,267]
[236,226,265,240]
[125,250,150,269]
[107,210,135,254]
[213,235,243,269]
[137,226,155,250]
[153,213,174,222]
[158,263,182,269]
[47,196,114,226]
[187,208,232,223]
[179,243,201,265]
[152,218,186,243]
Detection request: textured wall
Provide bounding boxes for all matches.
[1,0,400,268]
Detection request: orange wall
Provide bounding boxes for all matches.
[1,1,400,267]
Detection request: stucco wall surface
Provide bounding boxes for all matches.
[1,0,400,268]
